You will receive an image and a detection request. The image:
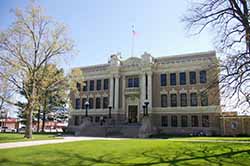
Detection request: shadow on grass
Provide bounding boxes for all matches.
[0,144,250,166]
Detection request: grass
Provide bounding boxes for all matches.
[0,139,250,166]
[150,133,250,141]
[170,136,250,141]
[0,133,60,143]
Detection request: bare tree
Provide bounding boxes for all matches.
[183,0,250,112]
[0,2,74,138]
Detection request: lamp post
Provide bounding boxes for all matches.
[144,99,149,116]
[85,101,89,117]
[108,105,112,118]
[142,104,146,117]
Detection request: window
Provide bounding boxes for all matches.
[181,116,188,127]
[190,93,198,106]
[89,80,95,91]
[134,77,139,87]
[127,77,139,88]
[161,94,168,107]
[179,72,186,85]
[83,81,88,91]
[231,122,238,129]
[202,115,209,127]
[75,98,80,109]
[170,94,177,107]
[82,98,86,109]
[200,70,207,83]
[191,115,199,127]
[103,79,109,90]
[171,115,178,127]
[95,97,101,109]
[96,80,102,91]
[180,93,187,107]
[170,73,176,85]
[128,78,133,87]
[201,92,208,106]
[160,74,167,86]
[89,98,94,109]
[161,116,168,127]
[103,97,109,109]
[76,82,81,91]
[189,71,196,84]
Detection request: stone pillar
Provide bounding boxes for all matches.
[122,76,126,111]
[140,73,146,112]
[114,76,119,111]
[109,76,114,108]
[147,72,152,110]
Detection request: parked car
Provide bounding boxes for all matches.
[56,128,63,132]
[18,126,37,133]
[18,126,26,133]
[1,126,16,133]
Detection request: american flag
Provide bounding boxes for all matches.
[132,25,137,36]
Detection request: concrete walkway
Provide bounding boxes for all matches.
[0,137,125,149]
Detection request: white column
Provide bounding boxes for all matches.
[147,72,152,109]
[109,77,113,108]
[122,76,126,111]
[140,73,146,111]
[114,76,119,111]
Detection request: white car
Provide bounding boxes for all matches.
[1,126,15,132]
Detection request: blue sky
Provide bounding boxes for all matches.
[0,0,214,70]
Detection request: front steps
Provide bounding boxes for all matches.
[76,124,141,138]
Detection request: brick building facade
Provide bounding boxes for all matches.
[68,51,249,137]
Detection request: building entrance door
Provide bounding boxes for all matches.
[128,105,138,123]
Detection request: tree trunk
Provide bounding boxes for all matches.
[24,77,36,139]
[37,109,40,133]
[42,108,46,132]
[246,27,250,54]
[25,105,33,138]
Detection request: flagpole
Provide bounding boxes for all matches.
[131,25,135,57]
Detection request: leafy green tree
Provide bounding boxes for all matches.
[37,64,68,132]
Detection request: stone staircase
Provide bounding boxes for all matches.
[71,117,155,138]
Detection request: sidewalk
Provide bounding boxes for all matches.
[0,136,125,149]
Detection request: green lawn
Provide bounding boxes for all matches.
[0,140,250,166]
[169,136,250,141]
[0,133,60,143]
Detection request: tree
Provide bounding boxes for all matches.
[17,65,84,132]
[37,64,68,132]
[0,78,13,112]
[183,0,250,112]
[0,2,74,138]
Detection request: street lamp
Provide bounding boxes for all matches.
[144,99,149,116]
[142,104,146,117]
[85,101,89,117]
[108,105,112,118]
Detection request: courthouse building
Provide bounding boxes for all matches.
[68,51,223,136]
